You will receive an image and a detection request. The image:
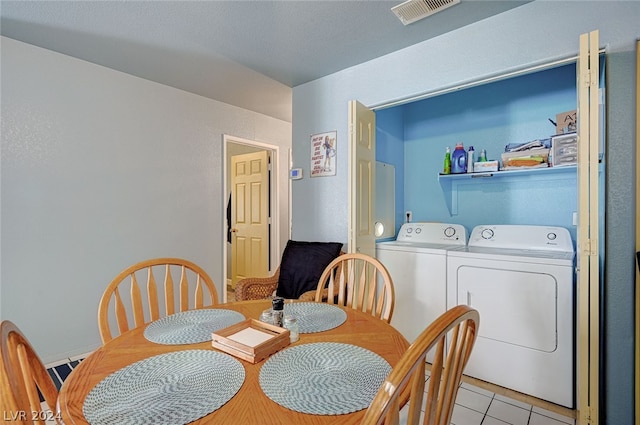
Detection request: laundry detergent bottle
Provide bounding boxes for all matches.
[451,142,467,173]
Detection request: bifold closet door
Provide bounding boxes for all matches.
[576,29,601,425]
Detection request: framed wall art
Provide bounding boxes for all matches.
[310,131,336,177]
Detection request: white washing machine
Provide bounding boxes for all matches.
[376,222,467,344]
[446,225,575,408]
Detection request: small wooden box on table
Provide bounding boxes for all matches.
[211,319,290,363]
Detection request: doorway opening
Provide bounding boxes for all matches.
[223,135,279,303]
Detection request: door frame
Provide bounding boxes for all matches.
[223,134,281,303]
[635,38,639,425]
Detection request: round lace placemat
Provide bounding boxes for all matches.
[83,350,245,425]
[144,309,245,345]
[283,302,347,333]
[259,342,391,415]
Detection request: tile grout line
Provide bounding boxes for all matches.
[479,392,497,425]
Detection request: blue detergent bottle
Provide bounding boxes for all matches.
[451,142,467,173]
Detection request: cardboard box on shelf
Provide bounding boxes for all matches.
[556,110,577,134]
[474,160,499,172]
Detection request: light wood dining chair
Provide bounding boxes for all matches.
[98,258,219,343]
[361,304,480,425]
[314,253,395,323]
[1,320,62,425]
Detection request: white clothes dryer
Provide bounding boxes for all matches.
[446,225,575,408]
[376,222,467,344]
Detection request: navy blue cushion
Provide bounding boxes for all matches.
[276,240,343,299]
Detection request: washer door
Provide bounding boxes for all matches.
[456,265,557,352]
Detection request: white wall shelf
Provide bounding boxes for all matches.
[438,165,577,215]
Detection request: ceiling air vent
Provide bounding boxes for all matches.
[391,0,460,25]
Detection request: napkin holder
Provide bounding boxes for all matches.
[211,319,290,363]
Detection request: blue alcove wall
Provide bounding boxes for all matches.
[376,63,579,243]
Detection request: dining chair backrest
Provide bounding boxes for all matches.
[1,320,62,425]
[361,304,480,425]
[314,253,395,323]
[234,242,344,302]
[98,258,219,343]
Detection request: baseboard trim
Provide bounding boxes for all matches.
[460,374,577,420]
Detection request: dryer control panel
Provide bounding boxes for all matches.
[469,225,574,252]
[396,223,467,245]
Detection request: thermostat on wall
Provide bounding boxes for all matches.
[289,168,303,180]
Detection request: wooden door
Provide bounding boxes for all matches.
[348,100,376,256]
[231,151,269,287]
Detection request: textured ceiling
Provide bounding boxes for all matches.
[1,0,530,122]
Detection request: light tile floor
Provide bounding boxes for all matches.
[400,371,576,425]
[45,354,576,425]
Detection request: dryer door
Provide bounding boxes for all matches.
[446,254,575,407]
[457,265,557,352]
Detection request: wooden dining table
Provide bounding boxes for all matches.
[58,299,410,425]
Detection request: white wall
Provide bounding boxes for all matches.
[291,1,639,422]
[0,37,292,363]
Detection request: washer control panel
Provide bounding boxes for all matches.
[396,223,467,245]
[469,225,574,252]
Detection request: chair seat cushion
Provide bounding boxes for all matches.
[276,241,343,299]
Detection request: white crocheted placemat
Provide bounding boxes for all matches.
[259,342,390,415]
[144,309,245,345]
[83,349,245,425]
[283,303,347,333]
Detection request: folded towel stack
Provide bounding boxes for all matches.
[501,138,551,170]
